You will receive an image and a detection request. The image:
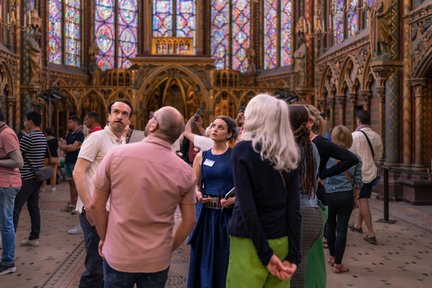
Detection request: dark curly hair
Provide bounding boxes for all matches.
[214,115,237,140]
[289,105,316,198]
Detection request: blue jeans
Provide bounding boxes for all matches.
[0,186,19,265]
[13,178,42,240]
[64,162,76,181]
[104,260,169,288]
[79,211,103,288]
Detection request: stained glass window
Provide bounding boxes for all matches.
[211,0,230,70]
[48,0,62,64]
[264,0,278,69]
[334,0,345,44]
[280,0,293,66]
[153,0,173,37]
[211,0,250,72]
[176,0,195,39]
[95,0,138,71]
[348,0,359,36]
[48,0,81,67]
[65,0,81,66]
[118,0,138,68]
[152,0,196,43]
[232,0,250,72]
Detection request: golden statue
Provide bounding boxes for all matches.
[369,0,393,59]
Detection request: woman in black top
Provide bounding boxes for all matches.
[43,128,59,191]
[227,94,301,288]
[305,105,359,205]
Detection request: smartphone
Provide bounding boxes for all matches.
[194,107,204,120]
[224,187,236,199]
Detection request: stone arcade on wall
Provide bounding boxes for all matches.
[0,0,431,203]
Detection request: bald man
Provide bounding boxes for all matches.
[90,106,196,288]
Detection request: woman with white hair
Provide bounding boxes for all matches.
[226,94,301,287]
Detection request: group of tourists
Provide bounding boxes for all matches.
[0,93,383,288]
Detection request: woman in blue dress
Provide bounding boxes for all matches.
[187,115,237,288]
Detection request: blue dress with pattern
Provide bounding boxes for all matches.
[187,148,234,288]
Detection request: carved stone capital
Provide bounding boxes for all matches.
[349,93,357,104]
[410,78,428,98]
[376,86,386,103]
[370,60,403,88]
[295,87,314,103]
[336,94,346,106]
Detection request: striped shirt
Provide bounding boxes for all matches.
[20,131,47,180]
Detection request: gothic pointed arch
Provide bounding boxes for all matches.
[137,65,210,109]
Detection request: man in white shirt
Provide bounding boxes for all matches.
[72,99,132,287]
[350,110,383,245]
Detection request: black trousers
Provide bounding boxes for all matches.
[13,177,42,240]
[326,190,354,265]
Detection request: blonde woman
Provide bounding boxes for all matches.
[226,94,301,287]
[325,126,362,273]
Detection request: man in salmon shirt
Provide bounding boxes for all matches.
[90,106,196,288]
[0,108,23,275]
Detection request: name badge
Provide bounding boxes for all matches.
[203,159,215,167]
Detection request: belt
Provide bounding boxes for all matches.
[202,196,233,210]
[203,197,223,209]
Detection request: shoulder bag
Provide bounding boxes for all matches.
[359,130,381,187]
[23,152,53,182]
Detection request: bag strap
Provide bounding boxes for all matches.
[359,130,375,159]
[22,153,38,177]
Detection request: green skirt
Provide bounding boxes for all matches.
[226,236,291,288]
[305,205,328,288]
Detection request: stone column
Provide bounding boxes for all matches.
[195,0,203,55]
[349,92,357,131]
[336,94,346,124]
[143,0,152,55]
[7,98,16,129]
[410,78,427,167]
[385,73,401,164]
[402,0,412,165]
[370,60,403,159]
[329,96,335,129]
[376,85,386,146]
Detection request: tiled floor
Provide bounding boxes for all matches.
[1,182,431,287]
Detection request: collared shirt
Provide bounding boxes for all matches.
[89,125,103,134]
[75,126,123,212]
[93,136,196,273]
[0,124,22,187]
[351,127,383,183]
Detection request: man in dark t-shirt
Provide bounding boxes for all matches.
[59,115,84,212]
